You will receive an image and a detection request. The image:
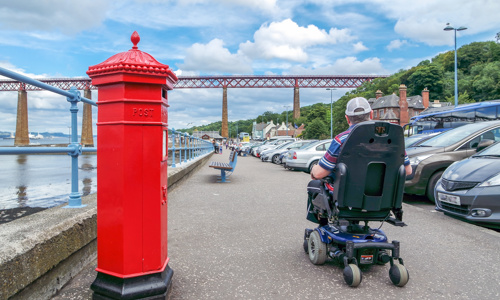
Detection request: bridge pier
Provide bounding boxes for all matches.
[221,86,228,138]
[293,86,300,120]
[81,87,94,147]
[14,85,29,146]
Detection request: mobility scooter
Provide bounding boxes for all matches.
[303,121,409,287]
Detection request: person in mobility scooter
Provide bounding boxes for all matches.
[304,97,412,287]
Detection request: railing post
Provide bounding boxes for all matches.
[171,128,176,168]
[65,86,85,208]
[183,133,188,163]
[88,31,177,299]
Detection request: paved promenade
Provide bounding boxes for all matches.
[54,150,500,299]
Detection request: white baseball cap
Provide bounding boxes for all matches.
[345,97,372,116]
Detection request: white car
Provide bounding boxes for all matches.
[285,139,332,173]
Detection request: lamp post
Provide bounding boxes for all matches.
[444,23,467,107]
[326,88,335,139]
[284,105,290,137]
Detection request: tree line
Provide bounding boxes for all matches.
[182,41,500,139]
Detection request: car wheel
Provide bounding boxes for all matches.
[308,160,319,174]
[307,230,327,265]
[426,171,443,203]
[272,154,280,164]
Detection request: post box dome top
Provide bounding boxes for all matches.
[87,31,178,83]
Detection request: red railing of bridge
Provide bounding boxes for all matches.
[0,75,387,91]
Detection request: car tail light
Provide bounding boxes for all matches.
[293,152,297,159]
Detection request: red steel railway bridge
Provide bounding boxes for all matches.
[0,75,386,145]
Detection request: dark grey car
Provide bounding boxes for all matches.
[405,120,500,202]
[435,141,500,229]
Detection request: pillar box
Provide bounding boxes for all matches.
[87,31,178,299]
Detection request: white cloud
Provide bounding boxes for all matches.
[362,0,500,46]
[353,42,368,52]
[239,19,355,62]
[180,39,253,74]
[386,39,408,51]
[0,0,109,35]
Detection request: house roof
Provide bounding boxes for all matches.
[371,94,400,109]
[407,95,425,109]
[254,122,268,131]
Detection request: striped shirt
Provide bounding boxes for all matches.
[318,124,410,173]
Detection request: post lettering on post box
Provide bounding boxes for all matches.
[132,107,154,117]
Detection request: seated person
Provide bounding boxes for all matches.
[309,97,412,225]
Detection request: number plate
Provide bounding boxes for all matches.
[438,192,461,205]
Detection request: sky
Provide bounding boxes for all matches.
[1,0,499,134]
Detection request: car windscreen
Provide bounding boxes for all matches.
[474,142,500,157]
[419,122,498,147]
[275,142,293,149]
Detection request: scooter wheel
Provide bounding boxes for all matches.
[303,238,308,254]
[389,264,409,287]
[307,231,326,265]
[343,264,362,287]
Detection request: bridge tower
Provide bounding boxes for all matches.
[222,85,228,137]
[293,82,300,120]
[14,84,29,146]
[81,85,94,147]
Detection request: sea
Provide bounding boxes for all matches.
[0,137,97,209]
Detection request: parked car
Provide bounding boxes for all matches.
[285,139,332,173]
[434,141,500,229]
[260,141,294,162]
[254,137,296,157]
[404,132,441,148]
[405,120,500,202]
[261,140,317,163]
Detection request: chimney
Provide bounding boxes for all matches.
[422,87,429,108]
[399,84,409,126]
[376,90,383,99]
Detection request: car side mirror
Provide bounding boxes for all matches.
[476,139,495,152]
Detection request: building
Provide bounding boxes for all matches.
[368,85,449,126]
[252,120,276,140]
[192,130,224,141]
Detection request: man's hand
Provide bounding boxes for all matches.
[311,164,330,180]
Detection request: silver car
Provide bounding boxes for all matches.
[261,140,317,163]
[255,138,296,157]
[285,139,332,173]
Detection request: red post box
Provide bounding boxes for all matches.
[87,31,178,299]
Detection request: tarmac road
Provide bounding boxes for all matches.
[53,150,500,299]
[167,151,500,300]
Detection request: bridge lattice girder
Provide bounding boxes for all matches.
[0,75,386,91]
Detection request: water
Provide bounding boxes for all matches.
[0,137,97,209]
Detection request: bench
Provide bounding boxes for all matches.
[209,150,238,183]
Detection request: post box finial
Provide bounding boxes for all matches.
[131,31,140,50]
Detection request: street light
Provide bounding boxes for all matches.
[444,23,467,107]
[283,105,290,137]
[326,88,336,139]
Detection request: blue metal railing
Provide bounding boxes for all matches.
[0,66,214,207]
[168,128,213,168]
[0,66,97,208]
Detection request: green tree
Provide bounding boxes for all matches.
[303,119,329,139]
